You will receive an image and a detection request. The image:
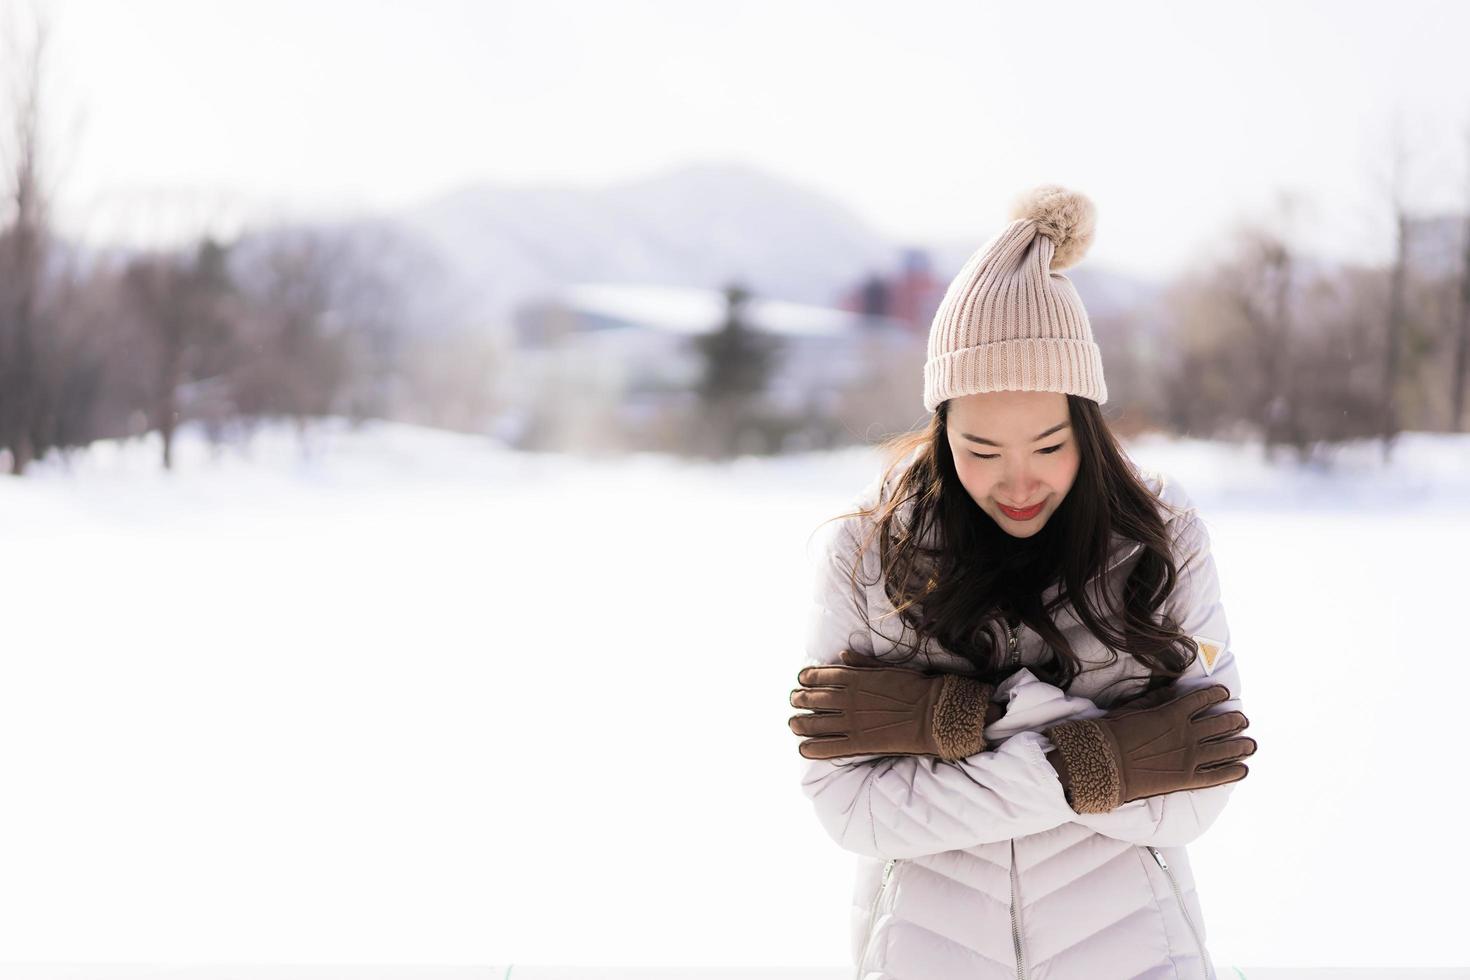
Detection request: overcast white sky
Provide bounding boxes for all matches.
[9,0,1470,279]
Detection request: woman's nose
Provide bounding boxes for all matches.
[1000,466,1039,497]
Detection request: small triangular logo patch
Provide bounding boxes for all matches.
[1193,635,1225,675]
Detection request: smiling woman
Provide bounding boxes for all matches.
[946,391,1081,537]
[788,185,1254,980]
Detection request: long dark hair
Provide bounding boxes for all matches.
[821,395,1200,699]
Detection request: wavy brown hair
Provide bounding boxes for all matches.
[821,395,1201,701]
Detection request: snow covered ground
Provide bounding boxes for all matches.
[0,968,1467,980]
[0,420,1466,977]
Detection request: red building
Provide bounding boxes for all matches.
[839,247,945,334]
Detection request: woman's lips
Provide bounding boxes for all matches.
[998,500,1044,520]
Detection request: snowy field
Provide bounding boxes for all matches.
[0,420,1467,978]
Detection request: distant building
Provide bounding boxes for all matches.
[839,247,945,334]
[504,282,915,452]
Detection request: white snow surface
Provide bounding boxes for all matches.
[0,420,1466,974]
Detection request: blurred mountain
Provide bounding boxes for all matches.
[400,160,905,328]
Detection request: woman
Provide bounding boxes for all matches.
[787,186,1257,980]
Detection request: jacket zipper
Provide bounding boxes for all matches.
[1007,620,1026,979]
[1008,838,1027,978]
[1004,567,1130,980]
[1147,846,1205,962]
[856,858,897,979]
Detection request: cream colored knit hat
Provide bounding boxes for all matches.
[922,185,1106,412]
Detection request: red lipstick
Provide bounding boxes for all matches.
[998,500,1044,521]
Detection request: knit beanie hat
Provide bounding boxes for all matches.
[922,185,1106,412]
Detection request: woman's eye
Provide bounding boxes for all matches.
[968,443,1065,461]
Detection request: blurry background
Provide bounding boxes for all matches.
[0,0,1468,976]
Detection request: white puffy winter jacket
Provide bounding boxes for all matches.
[796,461,1246,979]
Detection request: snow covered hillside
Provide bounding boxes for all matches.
[0,421,1465,974]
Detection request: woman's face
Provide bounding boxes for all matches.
[944,390,1081,539]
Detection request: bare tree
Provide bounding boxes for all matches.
[1277,262,1384,449]
[218,224,417,448]
[1223,220,1303,454]
[0,12,51,473]
[1155,200,1311,456]
[227,229,353,429]
[1453,123,1470,432]
[1373,115,1416,461]
[121,238,238,468]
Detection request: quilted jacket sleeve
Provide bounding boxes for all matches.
[1061,503,1249,847]
[795,517,1077,860]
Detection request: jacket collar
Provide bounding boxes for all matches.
[1040,534,1144,606]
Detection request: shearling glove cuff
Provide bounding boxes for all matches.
[931,674,994,760]
[1043,718,1122,813]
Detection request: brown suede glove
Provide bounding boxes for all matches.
[1110,682,1184,712]
[1042,684,1256,814]
[839,652,1006,735]
[835,651,1007,729]
[789,650,997,761]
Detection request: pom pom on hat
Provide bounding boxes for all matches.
[1009,184,1097,271]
